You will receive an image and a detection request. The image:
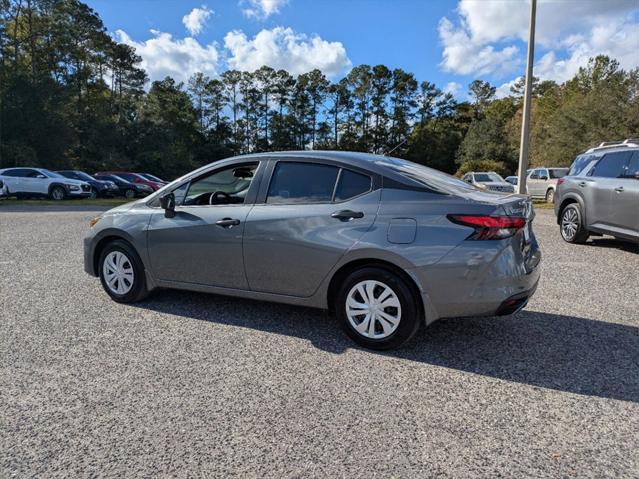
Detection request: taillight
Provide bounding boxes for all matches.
[447,214,526,240]
[557,178,564,186]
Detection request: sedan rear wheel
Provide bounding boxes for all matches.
[336,267,420,350]
[560,203,589,243]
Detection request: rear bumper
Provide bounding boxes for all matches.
[413,230,542,323]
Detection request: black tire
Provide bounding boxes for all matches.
[335,267,421,350]
[545,188,555,204]
[124,189,135,199]
[98,240,149,303]
[560,203,589,243]
[89,187,98,199]
[50,185,66,201]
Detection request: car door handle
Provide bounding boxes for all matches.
[215,218,240,228]
[614,186,624,193]
[578,181,587,187]
[331,210,364,221]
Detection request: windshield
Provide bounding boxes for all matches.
[74,171,95,181]
[569,155,597,176]
[374,157,476,194]
[111,175,132,184]
[142,173,164,182]
[474,173,504,183]
[42,169,65,179]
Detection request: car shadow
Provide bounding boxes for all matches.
[587,237,638,253]
[135,290,639,403]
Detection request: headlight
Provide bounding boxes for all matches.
[67,184,80,191]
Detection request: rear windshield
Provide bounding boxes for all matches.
[569,155,597,176]
[549,169,568,179]
[374,157,475,194]
[474,172,503,183]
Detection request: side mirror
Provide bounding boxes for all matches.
[36,174,46,179]
[160,192,176,218]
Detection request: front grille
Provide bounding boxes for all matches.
[489,185,513,192]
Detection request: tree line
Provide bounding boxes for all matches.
[1,0,638,179]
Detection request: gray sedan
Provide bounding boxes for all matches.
[84,152,541,349]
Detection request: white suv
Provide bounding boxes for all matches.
[0,167,92,200]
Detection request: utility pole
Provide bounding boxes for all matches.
[517,0,537,194]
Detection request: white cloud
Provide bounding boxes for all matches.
[115,30,219,83]
[182,6,213,36]
[224,27,351,77]
[439,0,639,80]
[443,81,462,96]
[495,78,520,99]
[242,0,288,19]
[536,19,639,83]
[439,17,520,76]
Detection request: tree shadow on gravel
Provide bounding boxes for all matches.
[136,290,639,403]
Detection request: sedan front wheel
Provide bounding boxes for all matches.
[98,240,149,303]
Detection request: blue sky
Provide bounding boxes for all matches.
[86,0,639,98]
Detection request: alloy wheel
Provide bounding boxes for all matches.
[345,280,401,339]
[52,187,65,200]
[561,207,578,241]
[103,251,135,295]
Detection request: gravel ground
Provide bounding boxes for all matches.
[1,207,638,478]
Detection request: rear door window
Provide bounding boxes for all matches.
[334,170,372,201]
[549,169,568,179]
[267,162,339,204]
[590,151,632,178]
[2,168,28,177]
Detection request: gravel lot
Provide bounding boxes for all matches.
[1,206,638,478]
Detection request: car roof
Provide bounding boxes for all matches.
[233,150,403,175]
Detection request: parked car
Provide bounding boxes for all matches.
[95,171,164,191]
[93,174,153,199]
[0,167,91,200]
[0,178,8,198]
[526,167,568,203]
[555,139,639,244]
[461,171,515,193]
[505,176,518,185]
[57,170,120,198]
[84,151,541,350]
[139,173,168,184]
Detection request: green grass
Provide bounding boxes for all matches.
[0,197,131,207]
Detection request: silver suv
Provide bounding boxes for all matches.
[526,167,568,203]
[555,139,639,244]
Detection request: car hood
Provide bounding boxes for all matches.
[62,178,90,186]
[477,181,513,188]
